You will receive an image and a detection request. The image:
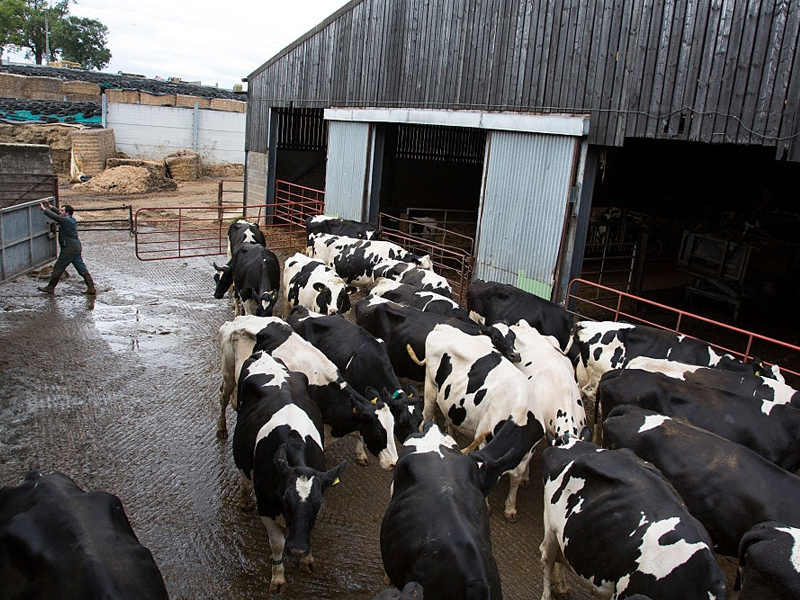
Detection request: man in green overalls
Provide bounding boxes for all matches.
[38,199,96,295]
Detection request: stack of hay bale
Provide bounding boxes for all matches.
[164,150,201,181]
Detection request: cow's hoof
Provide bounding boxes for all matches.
[238,497,255,512]
[269,579,285,594]
[356,455,369,467]
[301,556,314,574]
[216,428,228,440]
[504,509,518,523]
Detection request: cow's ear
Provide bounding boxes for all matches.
[320,460,346,489]
[470,447,515,496]
[346,285,357,295]
[274,444,292,478]
[313,282,326,292]
[405,384,419,400]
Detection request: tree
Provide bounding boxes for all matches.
[2,0,111,70]
[0,0,26,58]
[52,15,110,70]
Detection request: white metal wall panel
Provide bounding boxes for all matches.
[106,104,245,164]
[323,121,371,220]
[0,200,56,280]
[475,130,577,300]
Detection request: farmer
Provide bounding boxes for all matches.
[37,200,96,295]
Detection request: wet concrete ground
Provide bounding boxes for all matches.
[0,230,738,599]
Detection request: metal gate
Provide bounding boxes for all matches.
[566,277,800,385]
[0,198,57,281]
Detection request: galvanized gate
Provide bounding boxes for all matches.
[0,198,57,281]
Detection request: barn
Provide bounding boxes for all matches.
[242,0,800,340]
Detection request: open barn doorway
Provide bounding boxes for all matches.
[376,122,485,244]
[584,137,800,349]
[273,108,328,191]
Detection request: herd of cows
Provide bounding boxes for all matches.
[3,214,800,599]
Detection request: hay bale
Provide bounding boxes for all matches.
[164,150,200,181]
[105,89,140,104]
[105,158,168,179]
[0,73,25,99]
[22,76,64,100]
[139,91,176,106]
[72,164,178,194]
[176,94,211,109]
[69,128,116,178]
[209,98,246,113]
[62,80,101,102]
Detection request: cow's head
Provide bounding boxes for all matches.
[213,262,233,298]
[256,290,279,317]
[752,356,785,382]
[353,387,398,471]
[381,385,423,443]
[275,440,346,557]
[480,321,520,363]
[311,281,357,315]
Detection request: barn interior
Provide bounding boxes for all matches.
[273,109,800,358]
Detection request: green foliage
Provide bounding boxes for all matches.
[1,0,111,70]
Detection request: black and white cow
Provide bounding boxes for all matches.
[0,470,168,600]
[540,439,726,600]
[355,296,520,382]
[288,306,423,445]
[736,521,800,600]
[369,280,466,320]
[233,346,346,593]
[467,279,575,350]
[225,219,266,258]
[218,316,398,470]
[492,320,591,444]
[597,368,800,471]
[307,233,433,286]
[214,243,280,317]
[370,261,452,297]
[624,356,800,409]
[603,404,800,556]
[282,252,356,316]
[567,320,762,404]
[381,421,512,600]
[305,215,379,244]
[410,323,544,521]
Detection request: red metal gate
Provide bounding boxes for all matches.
[566,278,800,384]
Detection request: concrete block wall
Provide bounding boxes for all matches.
[245,151,268,206]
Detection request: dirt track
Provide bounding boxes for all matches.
[0,179,739,599]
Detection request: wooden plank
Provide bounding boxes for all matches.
[676,0,711,139]
[508,0,531,107]
[565,0,593,110]
[634,0,665,137]
[535,0,560,107]
[611,0,646,145]
[776,3,800,159]
[699,0,739,141]
[661,0,691,138]
[690,0,725,140]
[543,0,566,108]
[521,0,544,109]
[583,0,607,115]
[497,0,519,109]
[599,0,629,145]
[555,0,579,108]
[738,0,776,143]
[725,0,762,142]
[588,0,614,138]
[645,0,676,138]
[767,0,799,142]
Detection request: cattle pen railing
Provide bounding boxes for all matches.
[566,278,800,384]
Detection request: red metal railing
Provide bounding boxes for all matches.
[566,278,800,383]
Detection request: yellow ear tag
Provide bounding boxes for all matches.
[352,407,357,414]
[371,398,378,404]
[332,477,340,486]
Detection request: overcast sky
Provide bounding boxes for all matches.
[5,0,352,90]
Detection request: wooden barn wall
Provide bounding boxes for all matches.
[246,0,800,161]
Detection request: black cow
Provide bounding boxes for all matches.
[381,421,513,600]
[603,404,800,556]
[467,279,575,350]
[625,356,800,408]
[214,243,280,316]
[287,306,422,445]
[597,368,800,471]
[540,439,726,600]
[0,470,168,600]
[305,215,379,244]
[737,521,800,599]
[355,296,519,382]
[233,345,346,593]
[371,581,424,600]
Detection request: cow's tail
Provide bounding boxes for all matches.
[406,343,426,366]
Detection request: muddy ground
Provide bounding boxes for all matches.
[0,178,739,599]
